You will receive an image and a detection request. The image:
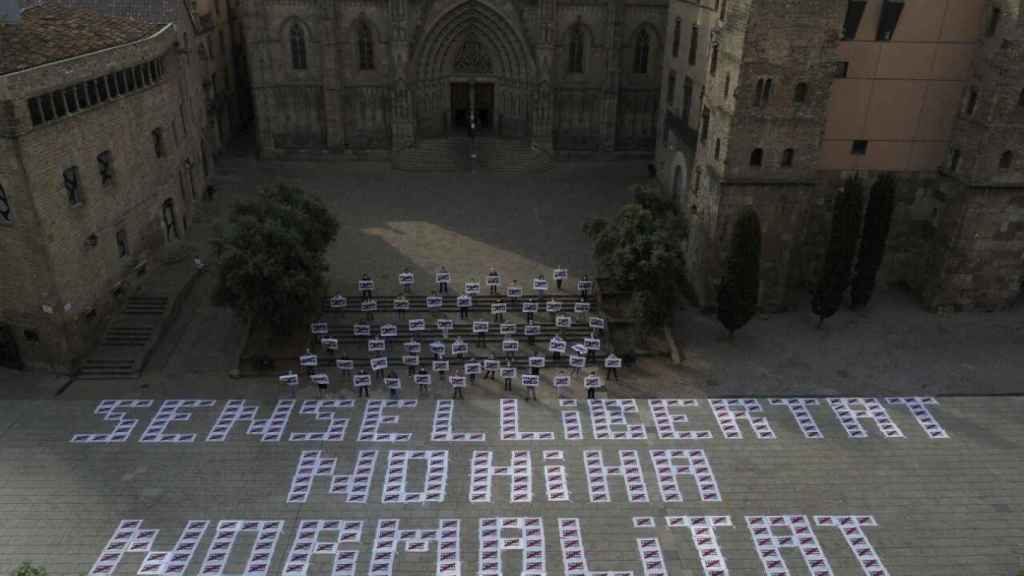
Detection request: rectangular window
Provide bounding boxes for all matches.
[53,90,67,117]
[143,63,151,85]
[754,77,772,106]
[97,77,109,101]
[709,43,719,76]
[135,65,144,88]
[116,71,127,95]
[987,7,1001,37]
[152,128,165,158]
[720,0,727,20]
[64,87,78,114]
[835,61,849,78]
[40,93,54,121]
[876,0,904,41]
[107,74,118,97]
[851,140,868,155]
[842,0,867,40]
[682,76,694,127]
[86,80,98,105]
[116,229,129,257]
[700,108,710,143]
[149,61,157,82]
[76,83,89,109]
[688,25,699,66]
[949,148,961,173]
[27,98,43,126]
[63,166,82,206]
[126,67,136,92]
[667,73,676,107]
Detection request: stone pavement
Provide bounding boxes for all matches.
[0,378,1021,576]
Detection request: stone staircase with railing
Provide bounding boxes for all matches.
[392,137,553,174]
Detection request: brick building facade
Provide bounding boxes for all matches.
[657,0,1024,311]
[0,4,207,371]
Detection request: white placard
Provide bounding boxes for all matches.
[604,355,622,368]
[483,359,500,371]
[533,278,549,291]
[585,337,601,350]
[358,279,375,292]
[553,374,571,387]
[524,324,541,336]
[402,355,420,366]
[502,339,519,353]
[399,272,414,286]
[380,324,398,338]
[426,296,444,308]
[436,319,454,331]
[472,321,489,334]
[464,282,481,295]
[432,360,450,372]
[486,273,501,287]
[414,374,431,386]
[321,337,339,351]
[353,374,371,387]
[393,298,410,311]
[452,341,469,355]
[336,359,354,370]
[555,315,573,328]
[589,317,606,330]
[457,295,472,308]
[571,343,587,356]
[522,374,540,388]
[361,299,378,312]
[464,362,482,375]
[368,339,386,353]
[384,377,400,389]
[549,339,567,354]
[507,286,523,298]
[279,373,299,386]
[370,357,388,371]
[500,323,517,335]
[553,268,568,280]
[311,373,329,386]
[574,302,591,314]
[491,303,507,314]
[299,354,318,367]
[409,318,426,332]
[577,280,593,291]
[435,271,451,283]
[353,324,371,337]
[404,340,422,354]
[329,294,347,308]
[522,301,539,313]
[546,300,562,313]
[528,356,546,368]
[569,355,586,368]
[449,375,466,387]
[430,341,446,355]
[499,367,517,379]
[311,322,328,335]
[584,374,602,388]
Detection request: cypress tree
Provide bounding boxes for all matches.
[812,177,865,327]
[717,208,761,336]
[850,174,896,308]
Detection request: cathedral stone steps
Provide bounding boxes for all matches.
[393,138,552,173]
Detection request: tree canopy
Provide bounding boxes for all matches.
[717,207,761,336]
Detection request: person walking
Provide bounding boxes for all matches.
[387,369,401,399]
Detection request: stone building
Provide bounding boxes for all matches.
[241,0,668,158]
[195,0,254,152]
[657,0,1024,311]
[0,4,206,371]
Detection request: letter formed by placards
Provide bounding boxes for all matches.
[556,315,573,328]
[500,323,517,335]
[414,373,432,387]
[330,294,347,309]
[393,298,411,311]
[409,318,426,332]
[589,317,606,330]
[549,337,567,354]
[546,299,562,313]
[553,268,568,280]
[464,362,482,375]
[321,337,339,351]
[500,366,518,379]
[553,373,571,388]
[473,321,489,334]
[361,299,378,312]
[402,354,420,366]
[311,321,329,335]
[399,272,414,286]
[404,340,422,354]
[585,374,602,389]
[605,355,622,368]
[503,339,520,353]
[353,373,371,388]
[522,374,540,388]
[354,324,371,337]
[491,302,507,315]
[464,282,481,295]
[433,360,450,372]
[336,359,354,371]
[449,375,466,388]
[522,301,539,313]
[570,355,586,368]
[524,323,542,337]
[533,278,549,292]
[426,295,444,309]
[529,356,546,369]
[368,339,386,353]
[380,324,398,338]
[358,279,375,292]
[300,353,318,367]
[574,302,591,314]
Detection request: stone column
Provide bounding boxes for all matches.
[532,0,555,150]
[322,1,345,150]
[390,0,415,149]
[599,0,623,152]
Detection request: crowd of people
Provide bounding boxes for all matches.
[279,266,624,400]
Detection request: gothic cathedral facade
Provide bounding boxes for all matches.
[241,0,666,157]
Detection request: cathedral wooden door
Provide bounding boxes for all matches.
[451,83,470,130]
[474,84,493,132]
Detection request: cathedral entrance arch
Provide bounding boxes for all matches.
[410,0,536,139]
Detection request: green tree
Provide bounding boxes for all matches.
[213,184,339,331]
[850,174,896,309]
[583,185,688,335]
[717,208,761,336]
[12,563,47,576]
[812,177,864,327]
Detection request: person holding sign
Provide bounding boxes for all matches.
[487,267,501,295]
[386,369,401,399]
[279,371,299,399]
[529,355,545,376]
[450,372,465,399]
[299,349,319,377]
[578,274,591,300]
[362,298,376,322]
[483,355,498,380]
[393,296,409,320]
[501,361,516,392]
[399,267,414,294]
[585,370,603,399]
[354,369,371,398]
[336,357,354,380]
[492,299,506,323]
[585,336,600,363]
[452,336,467,359]
[554,267,568,291]
[604,353,621,380]
[360,273,374,299]
[549,334,566,362]
[457,294,472,320]
[312,372,330,398]
[329,293,347,313]
[533,274,549,296]
[436,266,450,294]
[507,279,522,300]
[553,370,571,398]
[431,339,446,360]
[416,366,430,393]
[523,373,538,401]
[523,298,536,323]
[473,321,489,347]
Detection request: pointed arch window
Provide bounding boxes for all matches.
[358,22,375,71]
[289,23,307,70]
[633,29,650,74]
[569,24,585,74]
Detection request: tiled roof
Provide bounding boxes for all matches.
[20,0,183,27]
[0,3,166,75]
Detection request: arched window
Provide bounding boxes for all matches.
[671,18,681,58]
[289,23,307,70]
[794,82,808,103]
[781,148,794,167]
[999,150,1013,169]
[358,21,374,71]
[568,24,584,74]
[750,148,763,167]
[633,29,650,74]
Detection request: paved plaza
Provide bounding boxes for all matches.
[0,387,1021,576]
